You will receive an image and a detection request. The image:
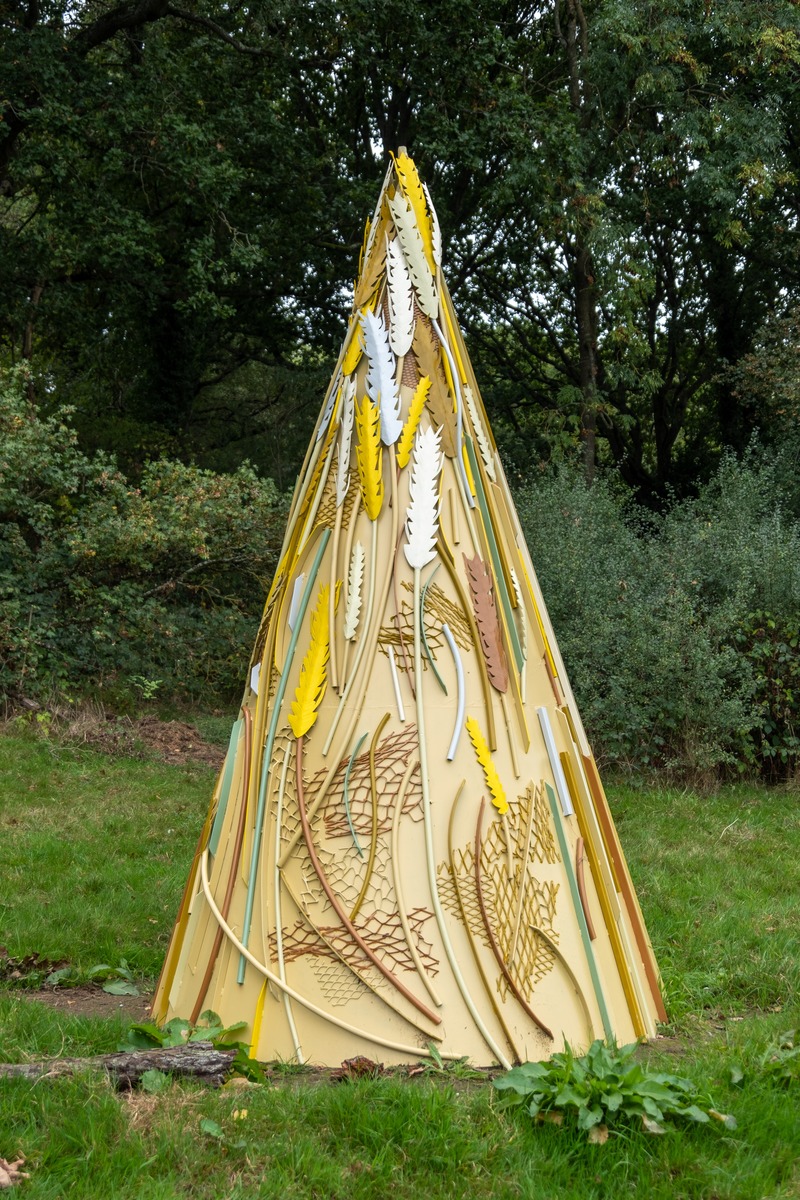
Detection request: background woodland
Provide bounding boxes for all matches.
[2,0,799,777]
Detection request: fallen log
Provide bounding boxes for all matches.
[0,1041,236,1088]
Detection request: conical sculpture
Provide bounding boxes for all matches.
[154,154,666,1067]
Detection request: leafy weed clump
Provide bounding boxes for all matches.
[758,1030,799,1088]
[120,1010,264,1083]
[494,1039,736,1142]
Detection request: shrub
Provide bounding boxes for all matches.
[0,367,286,708]
[514,452,800,778]
[733,612,800,781]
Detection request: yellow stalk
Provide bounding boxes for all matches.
[342,311,364,376]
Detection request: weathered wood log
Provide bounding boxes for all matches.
[0,1041,236,1088]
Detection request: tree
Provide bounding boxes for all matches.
[2,1,799,498]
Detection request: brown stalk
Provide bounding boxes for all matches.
[575,836,597,941]
[412,315,457,456]
[448,783,520,1061]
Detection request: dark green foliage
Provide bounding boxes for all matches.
[0,368,286,707]
[733,614,800,780]
[516,448,800,777]
[3,1,800,493]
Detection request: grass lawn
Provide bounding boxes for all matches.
[1,727,798,1199]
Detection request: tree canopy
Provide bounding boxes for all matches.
[2,0,799,499]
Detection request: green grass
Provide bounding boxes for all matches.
[612,782,800,1026]
[0,730,213,974]
[2,1057,798,1199]
[1,727,799,1199]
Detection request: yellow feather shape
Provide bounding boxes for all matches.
[466,716,508,815]
[396,376,431,469]
[342,317,364,377]
[394,152,436,274]
[355,395,384,521]
[288,584,332,739]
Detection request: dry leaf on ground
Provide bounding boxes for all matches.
[0,1158,29,1189]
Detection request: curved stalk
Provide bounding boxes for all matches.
[279,450,400,867]
[278,870,443,1039]
[349,712,390,920]
[200,849,459,1059]
[441,623,465,762]
[343,732,368,858]
[329,503,344,691]
[387,645,405,721]
[238,531,330,982]
[295,734,441,1027]
[420,565,447,694]
[390,758,442,1007]
[189,705,252,1024]
[323,516,378,756]
[338,491,362,687]
[437,528,496,751]
[448,781,520,1061]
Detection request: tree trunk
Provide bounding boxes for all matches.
[559,0,599,484]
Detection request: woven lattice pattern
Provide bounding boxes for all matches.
[303,726,423,841]
[316,468,361,533]
[318,838,395,913]
[440,782,561,1003]
[271,906,437,976]
[403,580,472,649]
[516,782,560,865]
[311,958,369,1007]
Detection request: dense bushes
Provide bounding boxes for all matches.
[3,365,798,779]
[516,452,800,779]
[0,370,286,709]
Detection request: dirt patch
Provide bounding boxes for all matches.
[133,717,224,768]
[4,703,225,768]
[27,985,153,1022]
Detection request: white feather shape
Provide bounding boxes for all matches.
[423,183,442,267]
[335,378,355,505]
[360,307,402,445]
[316,377,340,442]
[343,541,365,640]
[387,192,438,319]
[509,564,528,660]
[464,384,496,482]
[403,423,443,570]
[386,234,415,356]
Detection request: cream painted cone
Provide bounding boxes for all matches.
[153,153,666,1067]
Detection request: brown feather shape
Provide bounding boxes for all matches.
[463,552,509,693]
[412,315,457,457]
[354,213,389,309]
